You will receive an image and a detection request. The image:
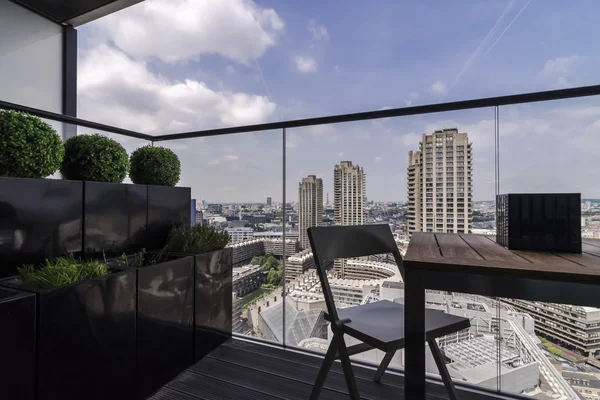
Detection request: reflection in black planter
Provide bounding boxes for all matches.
[0,269,136,400]
[193,248,233,361]
[147,185,191,250]
[0,177,82,278]
[119,253,195,399]
[0,287,36,400]
[84,181,147,258]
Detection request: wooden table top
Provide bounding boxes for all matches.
[404,233,600,285]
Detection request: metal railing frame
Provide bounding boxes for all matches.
[2,84,600,142]
[3,83,599,399]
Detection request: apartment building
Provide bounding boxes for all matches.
[502,299,600,356]
[333,161,366,273]
[286,249,316,282]
[225,227,254,243]
[407,129,472,234]
[298,175,323,250]
[233,265,265,297]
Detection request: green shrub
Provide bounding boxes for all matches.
[17,254,108,289]
[114,248,166,268]
[0,110,64,178]
[60,134,129,182]
[130,145,180,186]
[548,347,562,356]
[164,225,230,254]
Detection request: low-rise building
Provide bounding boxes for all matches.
[286,249,316,281]
[232,265,264,297]
[225,227,254,243]
[502,300,600,356]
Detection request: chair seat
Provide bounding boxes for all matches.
[325,300,470,352]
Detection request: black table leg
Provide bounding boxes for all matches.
[405,268,426,400]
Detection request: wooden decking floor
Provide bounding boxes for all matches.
[149,338,500,400]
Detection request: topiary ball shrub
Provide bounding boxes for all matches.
[60,134,129,182]
[130,145,181,186]
[0,110,64,178]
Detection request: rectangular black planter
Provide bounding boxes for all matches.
[0,177,82,278]
[0,269,136,400]
[193,248,233,361]
[497,193,581,252]
[0,287,36,400]
[147,185,191,250]
[125,254,195,399]
[84,181,147,259]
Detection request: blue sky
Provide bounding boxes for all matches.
[78,0,600,203]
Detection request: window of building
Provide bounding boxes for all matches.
[457,146,464,150]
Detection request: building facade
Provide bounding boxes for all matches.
[502,299,600,356]
[232,265,265,297]
[267,197,272,206]
[298,175,323,249]
[407,129,472,235]
[225,227,255,243]
[334,161,366,226]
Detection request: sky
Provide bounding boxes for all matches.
[77,0,600,203]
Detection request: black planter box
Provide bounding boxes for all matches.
[496,193,581,252]
[193,248,233,361]
[84,181,147,259]
[122,253,195,399]
[0,269,136,400]
[147,185,191,251]
[0,177,82,278]
[0,287,36,400]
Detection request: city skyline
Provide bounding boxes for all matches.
[79,1,600,203]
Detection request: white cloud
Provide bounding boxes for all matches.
[541,56,579,76]
[431,80,447,95]
[404,92,420,106]
[308,124,335,136]
[226,65,236,75]
[394,132,422,147]
[334,65,340,73]
[338,152,343,157]
[375,156,383,162]
[78,45,276,134]
[294,56,317,73]
[308,19,329,40]
[223,154,239,161]
[551,77,572,89]
[92,0,284,64]
[286,132,302,148]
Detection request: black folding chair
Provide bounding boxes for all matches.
[307,224,470,400]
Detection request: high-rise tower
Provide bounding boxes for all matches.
[298,175,324,249]
[407,129,472,234]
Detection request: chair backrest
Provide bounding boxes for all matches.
[307,224,404,323]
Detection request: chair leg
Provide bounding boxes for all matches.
[373,350,395,383]
[336,336,361,400]
[428,339,459,400]
[310,335,339,400]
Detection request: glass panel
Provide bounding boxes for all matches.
[496,98,600,399]
[167,130,283,341]
[282,108,503,394]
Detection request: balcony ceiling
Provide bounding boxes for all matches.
[11,0,144,26]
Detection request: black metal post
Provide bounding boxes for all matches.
[405,267,426,400]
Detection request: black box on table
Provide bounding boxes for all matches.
[496,193,581,253]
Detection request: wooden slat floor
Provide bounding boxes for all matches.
[149,339,497,400]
